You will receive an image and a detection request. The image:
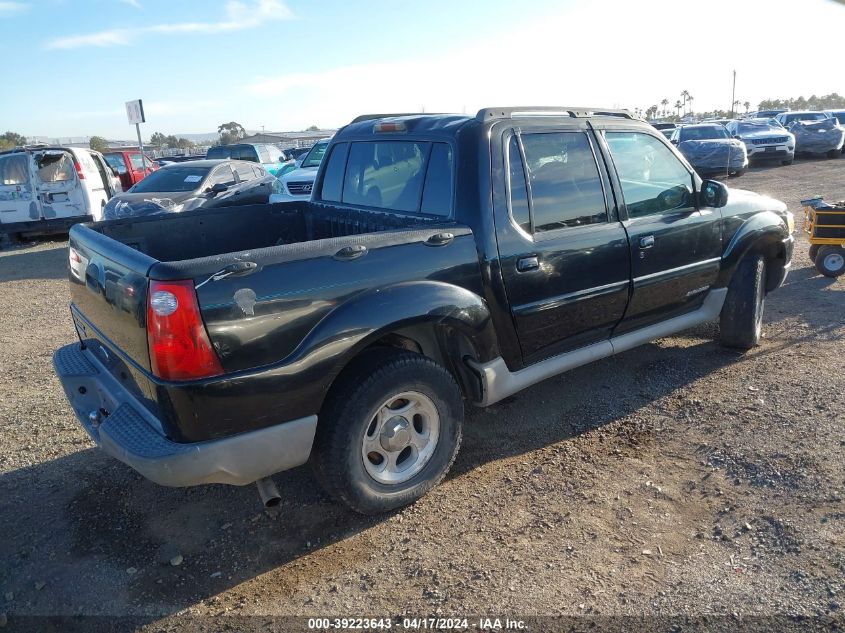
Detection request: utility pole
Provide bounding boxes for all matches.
[730,70,736,118]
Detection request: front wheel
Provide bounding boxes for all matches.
[827,149,841,159]
[732,168,746,178]
[720,255,766,349]
[815,245,845,278]
[311,349,463,514]
[781,159,794,166]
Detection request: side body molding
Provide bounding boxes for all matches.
[468,288,727,406]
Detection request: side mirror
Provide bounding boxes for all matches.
[699,179,728,208]
[210,183,229,194]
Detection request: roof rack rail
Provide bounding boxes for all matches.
[350,113,439,124]
[475,107,636,122]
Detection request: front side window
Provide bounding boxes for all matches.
[256,145,271,163]
[235,163,255,182]
[104,153,126,173]
[517,131,607,232]
[208,165,237,187]
[129,154,152,170]
[605,131,693,218]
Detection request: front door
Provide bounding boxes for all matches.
[598,129,723,333]
[496,125,632,364]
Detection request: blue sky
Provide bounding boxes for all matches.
[1,0,843,140]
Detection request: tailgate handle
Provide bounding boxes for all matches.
[425,232,454,247]
[335,244,368,260]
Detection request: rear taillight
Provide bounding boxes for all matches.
[73,161,85,179]
[147,279,222,381]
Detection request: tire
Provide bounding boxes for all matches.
[720,255,766,349]
[781,159,793,166]
[809,245,821,262]
[0,232,19,249]
[827,149,840,159]
[733,168,746,177]
[311,349,464,514]
[814,245,845,278]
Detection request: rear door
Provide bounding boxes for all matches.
[76,150,110,218]
[597,128,722,333]
[495,123,632,363]
[33,150,88,220]
[0,153,38,225]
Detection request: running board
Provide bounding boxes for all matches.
[469,288,727,406]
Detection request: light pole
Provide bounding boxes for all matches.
[730,70,737,118]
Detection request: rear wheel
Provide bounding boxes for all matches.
[0,232,19,249]
[815,245,845,278]
[720,255,766,349]
[311,349,463,514]
[827,149,840,159]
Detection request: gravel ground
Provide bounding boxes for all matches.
[0,158,843,632]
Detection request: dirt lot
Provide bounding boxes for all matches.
[0,158,843,632]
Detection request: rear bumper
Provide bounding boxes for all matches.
[52,343,317,486]
[1,215,93,235]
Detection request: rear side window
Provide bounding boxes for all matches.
[320,142,349,202]
[36,152,75,183]
[420,144,453,217]
[0,154,29,185]
[518,132,607,232]
[235,163,255,182]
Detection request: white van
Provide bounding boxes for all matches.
[0,146,120,243]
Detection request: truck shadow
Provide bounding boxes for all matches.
[0,262,839,619]
[0,242,69,282]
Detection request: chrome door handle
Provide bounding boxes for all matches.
[640,235,655,249]
[517,256,539,272]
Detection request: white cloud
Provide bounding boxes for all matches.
[46,0,290,49]
[0,1,28,16]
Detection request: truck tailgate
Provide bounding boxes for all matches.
[67,224,157,372]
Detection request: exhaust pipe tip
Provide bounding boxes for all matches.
[255,477,282,508]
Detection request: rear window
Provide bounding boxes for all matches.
[206,146,232,160]
[36,152,75,183]
[130,166,211,192]
[320,140,453,216]
[0,154,29,185]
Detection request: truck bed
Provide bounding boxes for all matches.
[66,201,480,442]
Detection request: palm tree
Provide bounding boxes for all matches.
[674,100,682,118]
[681,90,690,114]
[743,101,751,113]
[732,100,741,116]
[661,98,669,117]
[687,95,694,116]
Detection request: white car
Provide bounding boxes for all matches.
[0,146,120,242]
[725,119,795,165]
[269,139,330,203]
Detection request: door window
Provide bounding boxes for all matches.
[208,166,237,187]
[508,132,607,233]
[235,163,256,182]
[256,145,271,163]
[129,154,150,170]
[604,132,694,218]
[420,143,453,217]
[319,142,349,202]
[35,152,75,182]
[506,136,531,233]
[0,155,29,185]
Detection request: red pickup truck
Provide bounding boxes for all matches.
[104,150,157,190]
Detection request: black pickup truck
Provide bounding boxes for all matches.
[53,107,794,514]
